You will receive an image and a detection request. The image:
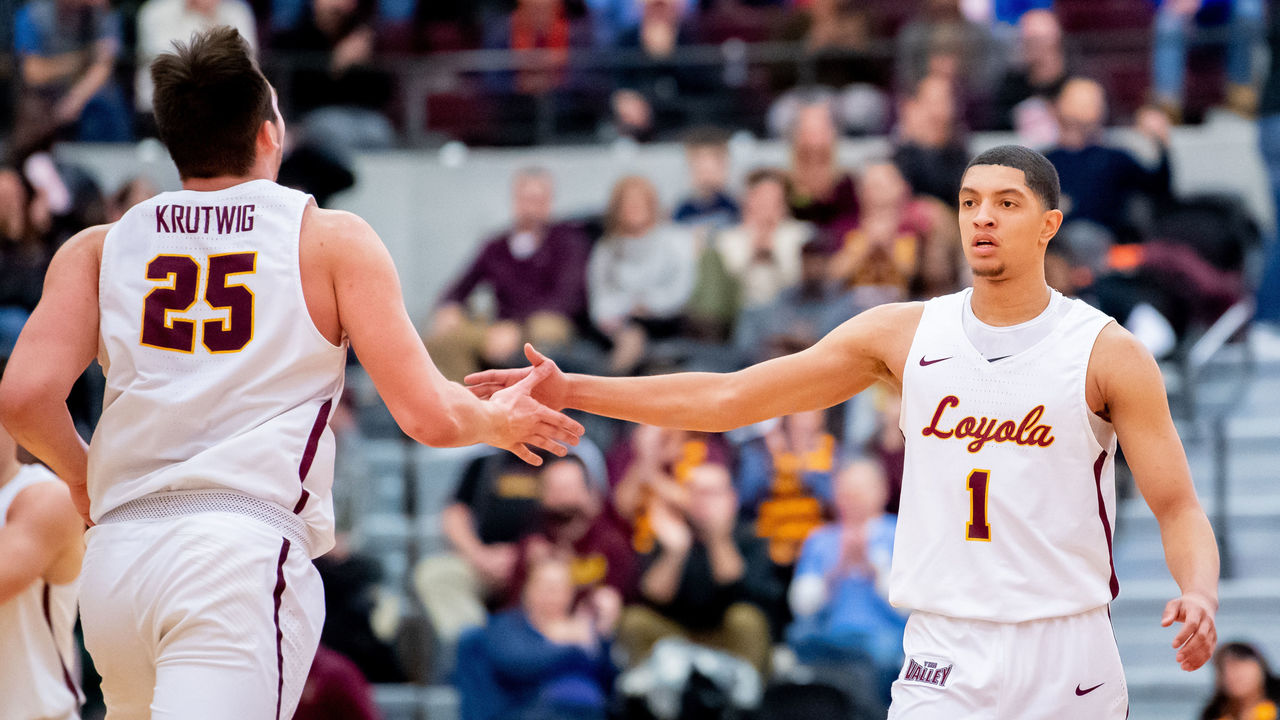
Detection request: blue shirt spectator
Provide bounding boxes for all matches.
[786,459,906,701]
[12,0,132,143]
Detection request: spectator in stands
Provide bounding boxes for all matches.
[772,0,872,92]
[0,168,43,355]
[714,168,812,311]
[587,175,696,375]
[294,644,382,720]
[1152,0,1264,121]
[607,424,732,551]
[894,0,1001,128]
[273,0,395,154]
[673,127,739,229]
[862,387,904,514]
[616,462,780,674]
[315,546,406,683]
[427,168,591,381]
[992,8,1070,133]
[787,102,859,247]
[611,0,710,141]
[1256,2,1280,331]
[461,556,619,720]
[11,0,132,149]
[134,0,258,117]
[892,74,971,206]
[736,408,836,634]
[1046,77,1174,244]
[507,455,637,608]
[484,0,590,96]
[441,451,545,604]
[1199,641,1280,720]
[731,240,860,365]
[828,162,926,304]
[787,459,904,707]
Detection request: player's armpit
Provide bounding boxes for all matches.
[0,482,84,605]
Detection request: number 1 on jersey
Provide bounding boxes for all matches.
[966,469,991,542]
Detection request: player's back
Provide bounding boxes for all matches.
[891,288,1119,622]
[0,464,82,720]
[90,179,347,555]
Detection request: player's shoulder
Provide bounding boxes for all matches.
[1087,318,1164,400]
[842,301,926,339]
[51,223,112,268]
[1089,319,1150,366]
[301,203,372,236]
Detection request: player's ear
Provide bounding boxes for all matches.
[1040,208,1064,244]
[257,117,283,158]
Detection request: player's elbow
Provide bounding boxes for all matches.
[403,408,465,448]
[703,377,747,433]
[0,379,39,437]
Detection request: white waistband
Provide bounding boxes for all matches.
[96,490,311,555]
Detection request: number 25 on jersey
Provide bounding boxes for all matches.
[140,253,256,353]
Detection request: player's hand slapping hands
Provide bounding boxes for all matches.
[468,344,569,411]
[1162,592,1217,671]
[484,354,581,465]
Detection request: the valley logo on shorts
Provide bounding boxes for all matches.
[902,656,954,689]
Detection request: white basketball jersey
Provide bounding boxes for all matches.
[891,289,1119,622]
[91,179,347,556]
[0,464,82,720]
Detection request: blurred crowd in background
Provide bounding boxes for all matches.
[4,0,1280,719]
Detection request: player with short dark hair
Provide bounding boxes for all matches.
[0,26,582,719]
[468,144,1220,719]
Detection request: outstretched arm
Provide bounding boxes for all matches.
[1094,323,1218,672]
[0,227,105,524]
[469,302,921,433]
[312,209,582,463]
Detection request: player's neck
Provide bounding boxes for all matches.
[182,174,270,192]
[970,273,1053,327]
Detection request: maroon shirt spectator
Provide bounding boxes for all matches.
[507,456,637,607]
[787,103,860,249]
[293,645,381,720]
[441,222,590,323]
[426,168,590,380]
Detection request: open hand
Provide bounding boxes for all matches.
[1161,593,1217,671]
[467,344,570,411]
[486,356,582,465]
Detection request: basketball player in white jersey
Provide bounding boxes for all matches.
[466,145,1220,718]
[0,27,582,720]
[0,361,85,720]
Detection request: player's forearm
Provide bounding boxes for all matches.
[564,371,746,432]
[0,400,88,488]
[395,377,498,449]
[1158,504,1220,608]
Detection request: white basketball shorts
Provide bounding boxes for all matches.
[889,606,1128,720]
[80,510,324,720]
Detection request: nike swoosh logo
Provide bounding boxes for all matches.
[1075,683,1104,696]
[987,355,1011,363]
[919,356,953,367]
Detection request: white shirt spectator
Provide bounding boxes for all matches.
[135,0,257,111]
[715,219,811,309]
